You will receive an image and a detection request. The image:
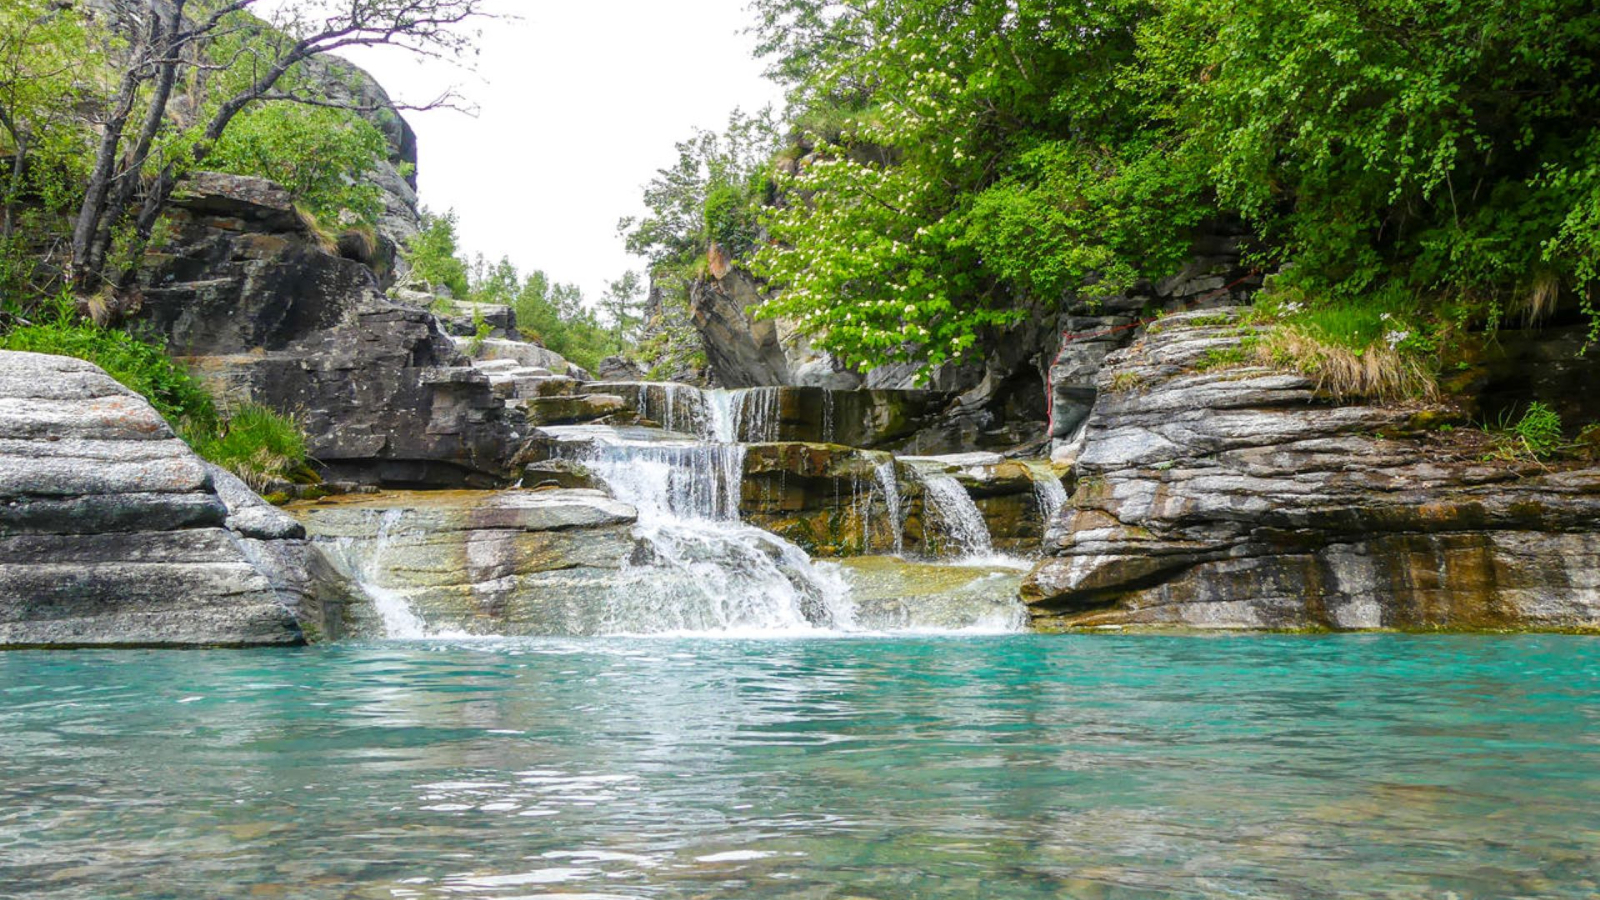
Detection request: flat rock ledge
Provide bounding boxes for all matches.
[1023,308,1600,631]
[0,351,311,647]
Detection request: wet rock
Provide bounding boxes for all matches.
[516,394,629,427]
[0,351,305,647]
[289,489,641,636]
[516,459,605,492]
[836,556,1028,631]
[739,443,899,556]
[1023,307,1600,630]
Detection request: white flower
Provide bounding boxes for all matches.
[1384,329,1410,349]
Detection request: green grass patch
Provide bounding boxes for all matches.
[1483,401,1566,462]
[0,307,310,490]
[1247,288,1440,402]
[189,402,312,490]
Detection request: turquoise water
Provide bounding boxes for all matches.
[2,635,1598,899]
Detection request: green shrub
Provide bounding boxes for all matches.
[401,209,472,299]
[207,103,389,227]
[189,402,311,491]
[1485,401,1566,462]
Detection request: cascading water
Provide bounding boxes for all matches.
[1028,462,1070,525]
[320,381,1033,637]
[329,508,429,638]
[704,386,782,444]
[549,410,858,634]
[917,473,995,559]
[873,460,904,555]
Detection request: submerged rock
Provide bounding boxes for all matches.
[0,351,310,647]
[1023,308,1600,630]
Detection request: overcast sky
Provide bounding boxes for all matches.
[337,0,784,304]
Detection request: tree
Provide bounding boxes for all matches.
[61,0,489,298]
[0,1,99,296]
[599,270,644,342]
[745,0,1600,374]
[620,107,780,271]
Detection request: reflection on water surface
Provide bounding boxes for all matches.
[2,634,1598,899]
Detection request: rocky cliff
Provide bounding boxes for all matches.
[0,351,341,647]
[682,227,1261,459]
[1023,308,1600,630]
[139,172,522,487]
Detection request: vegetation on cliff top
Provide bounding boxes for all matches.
[632,0,1600,385]
[0,0,486,487]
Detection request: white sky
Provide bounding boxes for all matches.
[338,0,785,303]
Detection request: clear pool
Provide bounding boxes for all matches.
[3,634,1598,898]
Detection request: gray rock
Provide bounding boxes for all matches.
[689,268,791,387]
[0,351,305,647]
[1022,308,1600,631]
[206,463,306,540]
[137,186,522,488]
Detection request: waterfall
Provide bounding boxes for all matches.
[704,387,781,443]
[918,473,994,559]
[578,439,746,522]
[559,417,857,634]
[1028,462,1069,524]
[327,508,431,639]
[874,460,904,554]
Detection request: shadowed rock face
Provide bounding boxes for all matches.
[0,351,315,647]
[139,172,521,488]
[689,268,791,388]
[1023,308,1600,630]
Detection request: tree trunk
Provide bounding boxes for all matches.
[88,0,185,281]
[68,3,156,292]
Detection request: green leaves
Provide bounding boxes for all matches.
[207,104,389,227]
[738,0,1600,373]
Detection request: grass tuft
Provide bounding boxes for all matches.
[190,402,312,491]
[1257,328,1437,402]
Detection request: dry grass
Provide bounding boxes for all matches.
[293,205,341,256]
[1258,327,1438,403]
[1512,270,1561,325]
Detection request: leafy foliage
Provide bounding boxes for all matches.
[0,0,100,299]
[741,0,1600,374]
[621,108,781,272]
[206,103,389,226]
[402,208,472,298]
[1485,401,1566,462]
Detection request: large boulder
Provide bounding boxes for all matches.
[689,267,791,387]
[140,172,522,488]
[1022,308,1600,630]
[0,351,315,647]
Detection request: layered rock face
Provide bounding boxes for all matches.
[293,490,640,636]
[140,173,520,487]
[0,351,320,647]
[1023,309,1600,630]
